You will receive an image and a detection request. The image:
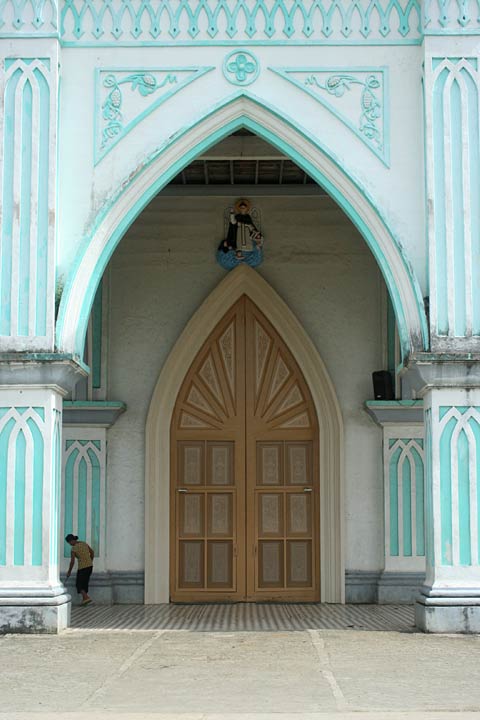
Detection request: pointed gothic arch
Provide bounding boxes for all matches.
[56,94,427,359]
[145,265,344,603]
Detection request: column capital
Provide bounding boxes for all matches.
[0,354,87,393]
[401,353,480,397]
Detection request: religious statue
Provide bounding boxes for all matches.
[216,198,264,270]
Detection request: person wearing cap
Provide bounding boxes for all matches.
[65,534,94,605]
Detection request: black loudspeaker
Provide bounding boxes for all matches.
[372,370,394,400]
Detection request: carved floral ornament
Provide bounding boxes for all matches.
[95,60,387,165]
[95,66,214,163]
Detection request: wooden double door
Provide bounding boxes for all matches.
[170,296,320,602]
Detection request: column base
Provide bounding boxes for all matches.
[416,595,480,633]
[378,571,425,604]
[0,592,71,634]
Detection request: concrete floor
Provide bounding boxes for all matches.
[1,604,480,720]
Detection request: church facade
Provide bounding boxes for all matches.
[1,0,480,633]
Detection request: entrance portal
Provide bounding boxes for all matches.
[170,296,320,602]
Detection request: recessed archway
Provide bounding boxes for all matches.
[56,95,427,360]
[145,265,344,604]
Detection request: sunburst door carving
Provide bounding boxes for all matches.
[171,296,319,602]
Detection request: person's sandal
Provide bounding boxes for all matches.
[81,598,92,605]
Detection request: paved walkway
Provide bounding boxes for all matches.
[1,604,480,720]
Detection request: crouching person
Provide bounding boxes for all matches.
[65,534,94,605]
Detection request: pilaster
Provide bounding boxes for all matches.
[366,401,426,603]
[423,24,480,351]
[0,1,59,351]
[403,355,480,631]
[0,359,86,632]
[416,386,480,631]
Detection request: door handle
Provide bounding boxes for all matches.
[303,487,313,493]
[177,488,188,493]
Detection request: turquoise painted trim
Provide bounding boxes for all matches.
[88,446,101,555]
[35,66,50,337]
[402,456,412,556]
[0,67,21,336]
[57,95,428,359]
[94,66,215,164]
[439,405,471,420]
[59,0,422,43]
[457,429,471,565]
[412,445,425,556]
[433,66,448,335]
[424,408,434,565]
[60,39,423,46]
[0,416,15,565]
[63,446,75,558]
[472,418,480,563]
[270,66,389,167]
[424,29,480,35]
[432,59,480,338]
[0,33,59,38]
[77,456,87,542]
[387,294,396,375]
[91,283,102,389]
[450,79,467,337]
[389,447,400,556]
[18,79,33,337]
[29,416,44,566]
[14,430,26,565]
[468,72,480,336]
[0,0,58,35]
[0,60,51,339]
[421,65,430,326]
[440,415,455,565]
[50,410,61,566]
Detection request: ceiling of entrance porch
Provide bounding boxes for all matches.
[165,132,324,196]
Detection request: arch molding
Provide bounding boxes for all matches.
[145,265,344,603]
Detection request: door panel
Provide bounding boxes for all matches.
[245,298,319,601]
[171,296,319,602]
[171,302,245,601]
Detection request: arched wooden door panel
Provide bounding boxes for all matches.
[170,296,319,602]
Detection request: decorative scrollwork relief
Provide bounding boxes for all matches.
[270,66,389,166]
[95,66,214,163]
[101,72,177,149]
[307,74,382,149]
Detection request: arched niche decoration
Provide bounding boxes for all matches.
[145,265,344,604]
[56,95,427,359]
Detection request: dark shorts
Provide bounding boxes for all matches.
[76,566,93,594]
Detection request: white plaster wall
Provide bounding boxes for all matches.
[105,194,384,573]
[56,44,426,293]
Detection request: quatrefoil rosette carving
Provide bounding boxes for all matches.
[223,50,260,86]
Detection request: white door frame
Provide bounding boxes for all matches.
[145,265,344,603]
